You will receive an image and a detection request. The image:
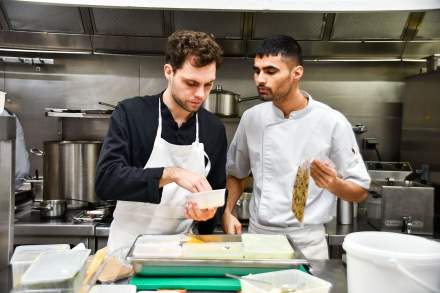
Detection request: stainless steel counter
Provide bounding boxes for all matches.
[325,212,374,246]
[309,259,347,293]
[0,259,347,293]
[15,211,377,254]
[15,210,95,236]
[14,210,96,252]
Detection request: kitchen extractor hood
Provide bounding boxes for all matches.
[8,0,440,12]
[0,1,439,59]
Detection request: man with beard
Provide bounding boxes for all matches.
[96,31,227,253]
[222,35,371,259]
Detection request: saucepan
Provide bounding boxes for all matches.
[204,85,262,117]
[234,192,251,220]
[33,199,67,218]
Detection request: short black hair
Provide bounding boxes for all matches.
[255,35,303,66]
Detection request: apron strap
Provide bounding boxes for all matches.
[195,113,210,174]
[157,97,200,144]
[203,150,211,175]
[154,97,163,144]
[156,97,209,174]
[195,113,200,142]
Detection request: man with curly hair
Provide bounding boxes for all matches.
[96,31,227,253]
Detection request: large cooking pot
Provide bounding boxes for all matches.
[204,85,261,117]
[31,141,102,209]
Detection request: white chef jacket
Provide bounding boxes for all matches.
[226,91,371,233]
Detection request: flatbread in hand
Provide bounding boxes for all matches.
[292,165,309,223]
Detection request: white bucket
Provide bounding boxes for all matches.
[343,232,440,293]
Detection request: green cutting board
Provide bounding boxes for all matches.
[130,276,241,291]
[136,266,284,277]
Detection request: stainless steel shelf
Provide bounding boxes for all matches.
[45,111,111,119]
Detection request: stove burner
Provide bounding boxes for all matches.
[72,204,115,224]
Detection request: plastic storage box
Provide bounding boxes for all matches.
[186,189,225,209]
[242,234,294,259]
[18,249,90,291]
[10,244,70,288]
[240,269,332,293]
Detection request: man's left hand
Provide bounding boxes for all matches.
[184,201,216,221]
[310,160,337,189]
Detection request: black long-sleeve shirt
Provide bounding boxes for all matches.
[95,93,227,233]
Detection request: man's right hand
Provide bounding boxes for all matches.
[222,211,242,234]
[161,167,212,193]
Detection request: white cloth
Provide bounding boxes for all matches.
[227,91,371,259]
[0,109,30,189]
[107,98,211,254]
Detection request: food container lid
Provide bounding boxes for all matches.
[10,245,70,264]
[21,249,90,286]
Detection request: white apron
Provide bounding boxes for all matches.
[107,98,210,254]
[249,108,329,260]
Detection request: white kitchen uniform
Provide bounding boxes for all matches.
[107,98,210,254]
[226,91,371,259]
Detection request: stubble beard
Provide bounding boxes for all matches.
[170,79,198,113]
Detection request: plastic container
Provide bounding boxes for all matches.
[242,234,294,259]
[19,249,90,291]
[186,188,225,209]
[343,231,440,293]
[10,244,70,288]
[240,269,332,293]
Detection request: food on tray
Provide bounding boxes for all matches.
[181,242,244,259]
[133,235,185,258]
[131,234,295,261]
[242,234,294,259]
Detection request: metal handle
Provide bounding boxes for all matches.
[237,96,263,103]
[30,148,44,156]
[98,101,117,109]
[402,216,413,234]
[32,205,52,212]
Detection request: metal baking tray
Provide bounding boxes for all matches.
[126,234,308,274]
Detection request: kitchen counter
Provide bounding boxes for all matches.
[309,259,347,293]
[14,210,97,252]
[325,212,374,246]
[15,210,95,236]
[0,259,347,293]
[15,210,376,254]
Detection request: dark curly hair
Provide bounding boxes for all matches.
[166,30,223,70]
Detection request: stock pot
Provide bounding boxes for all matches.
[30,141,102,208]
